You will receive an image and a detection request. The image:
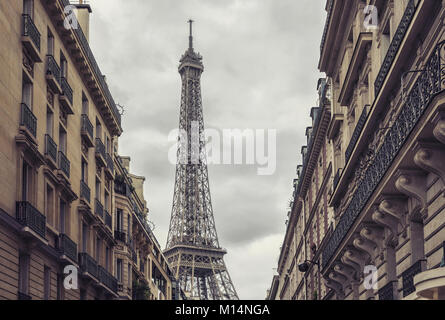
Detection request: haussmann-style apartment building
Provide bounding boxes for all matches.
[0,0,176,300]
[268,0,445,300]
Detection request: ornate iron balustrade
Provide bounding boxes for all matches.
[95,199,104,220]
[58,151,70,178]
[320,0,333,54]
[60,0,121,125]
[46,55,61,85]
[58,233,78,263]
[378,281,396,300]
[105,210,112,229]
[16,201,46,238]
[81,114,94,141]
[374,0,417,96]
[80,180,90,203]
[79,252,98,278]
[60,77,73,105]
[402,260,424,297]
[98,266,118,293]
[114,180,130,197]
[345,106,369,163]
[322,40,445,269]
[20,103,37,138]
[95,138,106,159]
[333,168,342,191]
[44,134,57,163]
[22,14,40,51]
[106,153,114,174]
[114,230,126,243]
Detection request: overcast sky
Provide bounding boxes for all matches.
[87,0,326,299]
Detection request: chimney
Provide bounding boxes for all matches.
[74,1,92,41]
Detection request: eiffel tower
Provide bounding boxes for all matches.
[164,20,239,300]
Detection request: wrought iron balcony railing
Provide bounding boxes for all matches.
[95,199,104,220]
[79,252,98,279]
[22,14,40,51]
[333,168,342,191]
[60,76,73,105]
[98,266,118,293]
[80,180,90,203]
[402,260,424,297]
[374,0,417,96]
[44,134,57,163]
[344,106,369,164]
[114,181,130,197]
[81,114,94,142]
[46,55,61,85]
[16,201,46,238]
[58,151,70,178]
[322,40,445,269]
[60,0,121,126]
[20,103,37,138]
[57,234,78,263]
[105,210,112,230]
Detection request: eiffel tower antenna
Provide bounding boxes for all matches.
[164,20,239,300]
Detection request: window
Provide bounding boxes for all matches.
[57,273,64,300]
[22,72,33,107]
[128,264,131,287]
[81,158,88,183]
[23,0,33,18]
[82,93,89,115]
[22,161,32,202]
[96,119,102,141]
[104,191,109,212]
[47,28,54,56]
[105,246,110,271]
[381,22,391,63]
[116,259,123,282]
[18,253,30,295]
[44,266,51,300]
[95,179,101,202]
[116,209,123,232]
[59,127,67,154]
[46,107,53,137]
[82,222,88,252]
[45,184,54,226]
[127,214,131,238]
[96,236,101,263]
[59,199,66,233]
[106,136,111,154]
[60,51,67,78]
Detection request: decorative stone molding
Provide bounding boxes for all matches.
[413,142,445,196]
[340,253,361,281]
[353,233,378,264]
[344,245,368,274]
[395,170,427,222]
[372,206,399,248]
[325,271,346,299]
[432,111,445,145]
[360,223,385,259]
[377,196,408,241]
[334,262,356,291]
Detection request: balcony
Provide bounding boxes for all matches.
[59,77,74,115]
[115,181,130,197]
[95,138,106,167]
[21,14,41,63]
[333,168,342,191]
[44,134,57,167]
[105,153,114,179]
[104,210,112,230]
[80,180,91,204]
[344,106,369,164]
[321,40,445,270]
[403,260,426,298]
[45,55,62,94]
[79,252,98,280]
[98,266,118,294]
[16,201,46,239]
[114,230,127,243]
[19,103,37,139]
[95,199,104,220]
[58,151,70,180]
[57,234,78,264]
[81,115,94,148]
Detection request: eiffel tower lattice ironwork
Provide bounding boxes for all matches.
[164,20,239,300]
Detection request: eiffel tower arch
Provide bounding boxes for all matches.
[164,20,239,300]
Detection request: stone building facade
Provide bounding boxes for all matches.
[269,0,445,300]
[0,0,173,300]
